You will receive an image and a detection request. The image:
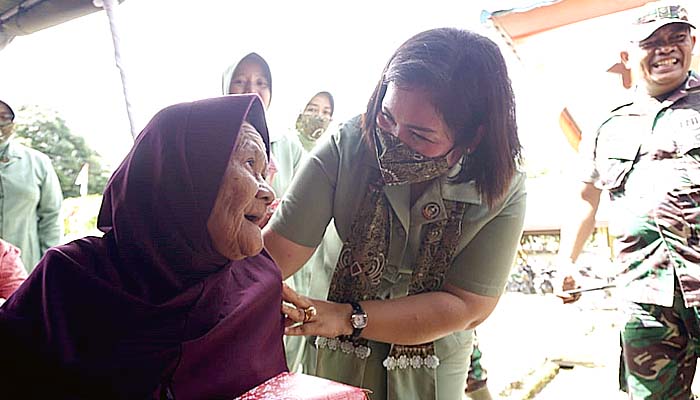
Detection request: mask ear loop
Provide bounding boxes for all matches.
[446,125,486,179]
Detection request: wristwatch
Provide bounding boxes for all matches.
[349,301,368,339]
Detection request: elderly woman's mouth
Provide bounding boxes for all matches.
[245,214,262,224]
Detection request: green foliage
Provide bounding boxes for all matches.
[62,195,103,242]
[12,105,109,198]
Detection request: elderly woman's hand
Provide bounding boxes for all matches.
[281,283,353,338]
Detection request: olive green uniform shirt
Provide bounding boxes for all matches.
[269,116,526,399]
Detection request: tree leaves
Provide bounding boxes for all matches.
[13,105,109,198]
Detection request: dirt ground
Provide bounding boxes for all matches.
[476,291,699,399]
[474,290,625,399]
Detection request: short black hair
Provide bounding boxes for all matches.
[362,28,521,208]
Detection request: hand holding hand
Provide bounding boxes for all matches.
[281,283,353,338]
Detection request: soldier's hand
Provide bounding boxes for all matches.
[553,261,582,304]
[557,275,582,304]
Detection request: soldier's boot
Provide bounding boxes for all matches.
[465,385,493,400]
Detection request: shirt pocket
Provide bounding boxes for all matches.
[670,101,700,155]
[596,142,639,193]
[679,127,700,156]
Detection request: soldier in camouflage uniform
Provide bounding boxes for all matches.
[557,2,700,399]
[465,334,491,399]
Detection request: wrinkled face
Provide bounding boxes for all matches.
[228,59,271,109]
[0,102,14,144]
[376,82,460,165]
[303,93,333,119]
[623,23,696,96]
[207,122,274,260]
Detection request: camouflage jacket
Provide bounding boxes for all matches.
[580,72,700,307]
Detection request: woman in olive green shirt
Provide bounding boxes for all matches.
[269,28,526,400]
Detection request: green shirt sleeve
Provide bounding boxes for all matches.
[268,130,340,248]
[446,173,527,297]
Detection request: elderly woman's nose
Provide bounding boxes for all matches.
[257,181,275,205]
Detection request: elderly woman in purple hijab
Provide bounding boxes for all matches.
[0,94,291,399]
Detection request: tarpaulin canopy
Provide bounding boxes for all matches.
[1,0,137,137]
[0,0,125,50]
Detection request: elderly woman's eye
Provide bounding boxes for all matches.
[246,159,255,168]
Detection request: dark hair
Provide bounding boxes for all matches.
[362,28,521,208]
[0,100,15,120]
[309,91,335,116]
[230,52,273,103]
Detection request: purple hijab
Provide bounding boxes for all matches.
[0,94,287,399]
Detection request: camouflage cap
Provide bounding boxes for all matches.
[630,1,695,42]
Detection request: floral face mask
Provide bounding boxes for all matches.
[296,114,331,141]
[374,128,451,186]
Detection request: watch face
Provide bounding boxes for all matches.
[351,313,368,329]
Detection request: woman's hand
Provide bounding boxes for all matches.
[281,283,353,338]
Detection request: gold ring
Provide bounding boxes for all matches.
[303,306,317,323]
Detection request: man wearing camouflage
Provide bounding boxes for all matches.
[557,2,699,398]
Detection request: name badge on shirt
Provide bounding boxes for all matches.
[670,109,700,154]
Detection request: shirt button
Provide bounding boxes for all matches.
[422,202,440,220]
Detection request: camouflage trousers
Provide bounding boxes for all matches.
[621,290,700,399]
[466,333,488,392]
